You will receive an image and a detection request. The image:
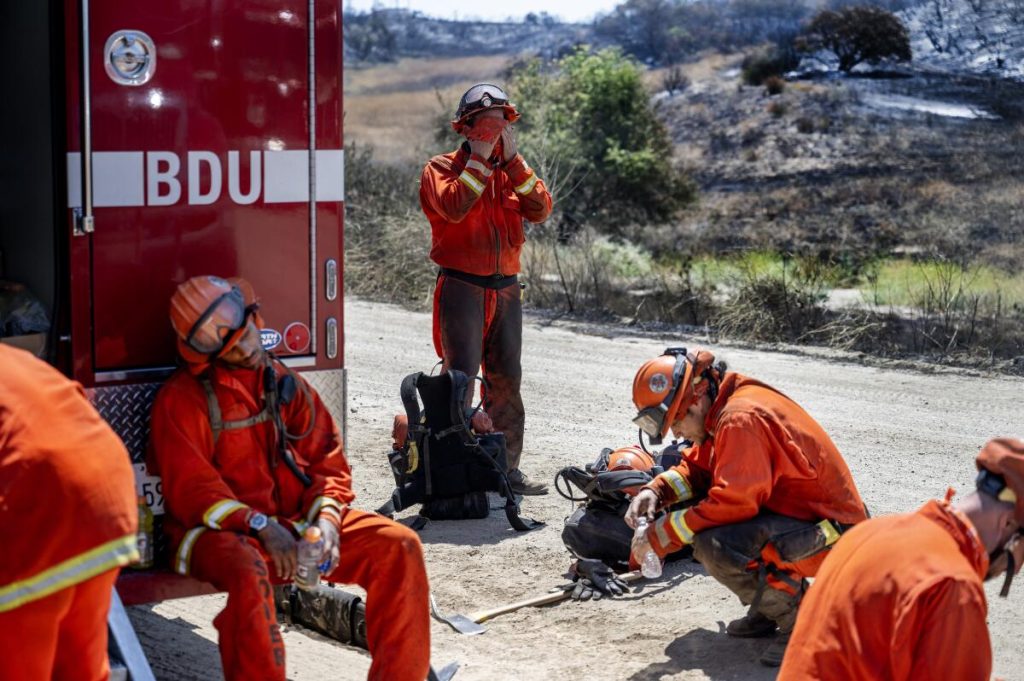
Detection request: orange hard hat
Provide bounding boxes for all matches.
[451,83,521,135]
[169,275,256,363]
[632,347,719,442]
[607,445,656,497]
[976,437,1024,525]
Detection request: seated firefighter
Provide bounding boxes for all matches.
[779,438,1024,680]
[149,275,429,681]
[626,348,868,667]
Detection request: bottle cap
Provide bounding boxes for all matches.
[303,526,322,542]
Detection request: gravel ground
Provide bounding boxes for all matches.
[129,298,1024,680]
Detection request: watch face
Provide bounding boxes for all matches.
[249,512,268,532]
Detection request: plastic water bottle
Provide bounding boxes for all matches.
[133,495,154,569]
[633,517,662,579]
[295,526,324,590]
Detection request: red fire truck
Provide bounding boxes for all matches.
[2,1,346,674]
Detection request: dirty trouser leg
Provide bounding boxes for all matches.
[187,531,287,681]
[433,274,485,391]
[0,567,119,681]
[481,282,524,470]
[692,514,824,633]
[325,509,430,681]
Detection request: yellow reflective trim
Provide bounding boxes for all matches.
[514,173,537,195]
[174,527,207,576]
[0,534,139,613]
[202,499,248,530]
[999,487,1017,504]
[668,510,695,544]
[662,470,693,502]
[306,496,344,524]
[458,171,484,195]
[817,519,842,547]
[465,159,492,176]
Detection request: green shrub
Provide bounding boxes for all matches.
[742,45,799,86]
[508,47,695,230]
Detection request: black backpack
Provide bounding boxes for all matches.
[557,445,687,570]
[377,370,541,532]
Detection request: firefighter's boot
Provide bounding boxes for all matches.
[508,469,548,496]
[726,611,777,638]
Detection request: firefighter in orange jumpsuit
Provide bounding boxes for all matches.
[778,437,1024,680]
[420,82,553,496]
[149,276,430,681]
[625,348,868,667]
[0,345,139,681]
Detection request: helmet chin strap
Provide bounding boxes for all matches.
[989,544,1017,598]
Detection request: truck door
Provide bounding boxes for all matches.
[68,0,344,381]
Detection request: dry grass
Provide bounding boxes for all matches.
[344,55,512,164]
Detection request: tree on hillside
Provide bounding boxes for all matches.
[798,6,912,72]
[508,47,694,228]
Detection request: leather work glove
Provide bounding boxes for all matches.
[500,126,518,162]
[570,559,627,601]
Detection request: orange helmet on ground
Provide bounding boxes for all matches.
[606,445,656,497]
[632,347,720,443]
[170,275,258,365]
[451,83,521,135]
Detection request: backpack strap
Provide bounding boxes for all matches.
[201,377,273,447]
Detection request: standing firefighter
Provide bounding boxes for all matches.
[779,437,1024,680]
[0,346,139,681]
[625,348,868,666]
[149,276,430,681]
[420,83,553,496]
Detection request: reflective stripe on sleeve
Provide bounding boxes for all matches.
[458,170,485,195]
[667,509,696,544]
[465,159,492,176]
[0,534,139,613]
[306,496,345,524]
[174,527,208,576]
[514,173,538,195]
[202,499,249,530]
[661,470,693,502]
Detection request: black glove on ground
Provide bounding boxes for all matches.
[570,559,627,601]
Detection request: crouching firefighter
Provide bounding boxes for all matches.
[149,276,431,681]
[378,369,542,532]
[556,444,692,600]
[625,348,868,667]
[780,438,1024,679]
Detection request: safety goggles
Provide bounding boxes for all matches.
[633,405,670,443]
[185,287,254,356]
[977,468,1018,504]
[457,84,510,119]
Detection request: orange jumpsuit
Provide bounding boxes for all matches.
[778,500,991,680]
[643,373,867,627]
[420,144,552,468]
[149,360,429,681]
[0,346,138,681]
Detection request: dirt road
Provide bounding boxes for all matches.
[129,299,1024,680]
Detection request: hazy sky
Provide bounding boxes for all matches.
[343,0,621,23]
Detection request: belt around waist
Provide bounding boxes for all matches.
[439,268,518,290]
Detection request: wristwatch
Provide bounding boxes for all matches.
[248,511,269,536]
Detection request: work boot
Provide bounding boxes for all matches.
[759,631,791,667]
[726,611,777,638]
[508,469,549,496]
